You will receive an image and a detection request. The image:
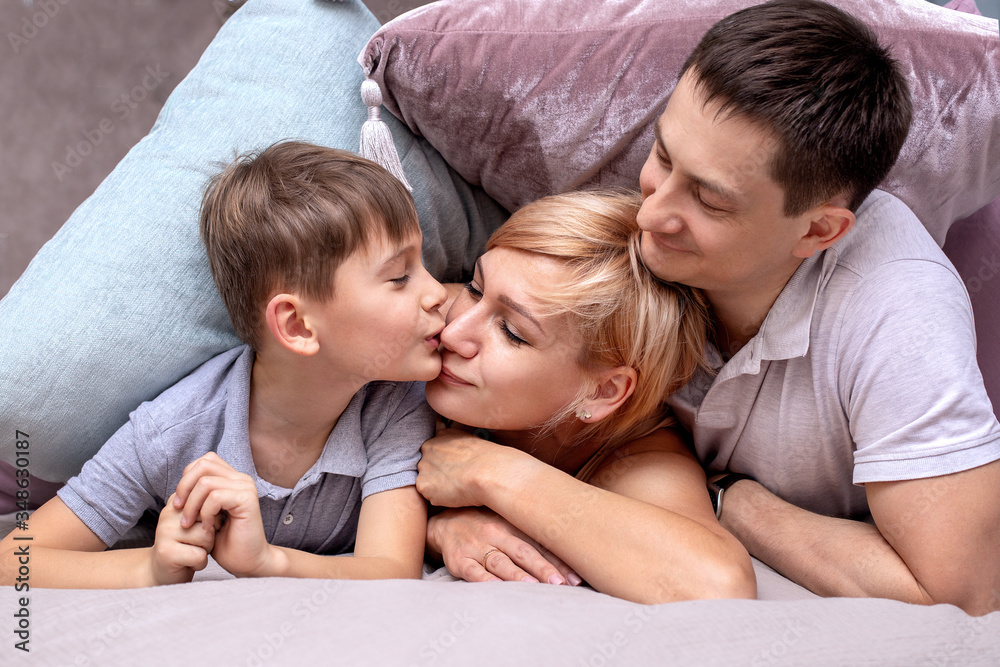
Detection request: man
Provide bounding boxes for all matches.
[637,0,1000,614]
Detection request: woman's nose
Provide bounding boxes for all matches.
[439,299,479,358]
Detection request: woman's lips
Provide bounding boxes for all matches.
[437,364,473,387]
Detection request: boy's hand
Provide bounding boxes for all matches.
[173,452,274,577]
[148,493,216,586]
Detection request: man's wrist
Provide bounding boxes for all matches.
[708,473,755,521]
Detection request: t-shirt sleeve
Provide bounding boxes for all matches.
[360,381,434,499]
[837,260,1000,484]
[57,405,168,546]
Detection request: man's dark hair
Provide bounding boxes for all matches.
[679,0,912,215]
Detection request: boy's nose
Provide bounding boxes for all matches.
[422,271,448,312]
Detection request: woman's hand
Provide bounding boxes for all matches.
[428,507,581,586]
[417,428,504,508]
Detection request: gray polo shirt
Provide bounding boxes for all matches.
[668,190,1000,519]
[59,346,433,553]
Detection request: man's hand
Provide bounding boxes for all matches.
[428,507,580,586]
[147,493,216,586]
[173,452,274,578]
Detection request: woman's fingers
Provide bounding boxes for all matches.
[534,542,584,586]
[479,548,538,583]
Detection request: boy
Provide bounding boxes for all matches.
[0,141,447,587]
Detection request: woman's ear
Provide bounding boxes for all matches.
[264,294,319,356]
[579,366,637,423]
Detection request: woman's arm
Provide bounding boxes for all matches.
[426,506,579,585]
[417,428,756,603]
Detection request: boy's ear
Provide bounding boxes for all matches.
[578,367,637,423]
[793,199,855,259]
[265,294,319,356]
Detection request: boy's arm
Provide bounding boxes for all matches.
[265,486,427,580]
[0,495,213,589]
[176,453,427,580]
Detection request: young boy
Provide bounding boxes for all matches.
[0,141,447,587]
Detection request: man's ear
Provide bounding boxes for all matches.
[793,200,855,259]
[578,367,637,423]
[264,294,319,356]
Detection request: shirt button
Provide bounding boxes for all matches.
[282,513,294,525]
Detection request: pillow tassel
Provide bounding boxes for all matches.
[359,77,412,191]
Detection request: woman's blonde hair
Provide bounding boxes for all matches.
[486,190,708,474]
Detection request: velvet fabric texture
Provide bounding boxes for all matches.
[361,0,1000,245]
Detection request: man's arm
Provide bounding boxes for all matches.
[718,460,1000,615]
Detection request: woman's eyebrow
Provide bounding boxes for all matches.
[498,294,544,334]
[476,257,544,334]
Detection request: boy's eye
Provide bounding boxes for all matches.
[390,275,410,286]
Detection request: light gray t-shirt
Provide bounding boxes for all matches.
[59,346,433,552]
[668,190,1000,518]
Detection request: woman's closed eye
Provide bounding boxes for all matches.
[464,281,527,346]
[463,281,483,299]
[499,320,526,346]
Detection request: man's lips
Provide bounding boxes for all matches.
[646,231,694,254]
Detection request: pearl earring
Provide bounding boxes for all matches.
[577,410,592,421]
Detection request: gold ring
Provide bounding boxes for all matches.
[482,547,501,567]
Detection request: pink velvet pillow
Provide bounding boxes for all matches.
[360,0,1000,245]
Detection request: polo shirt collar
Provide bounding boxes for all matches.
[716,248,836,380]
[217,346,368,499]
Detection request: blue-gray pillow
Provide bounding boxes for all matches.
[0,0,507,486]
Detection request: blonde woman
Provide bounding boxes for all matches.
[417,190,756,603]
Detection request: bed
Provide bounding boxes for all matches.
[1,0,999,663]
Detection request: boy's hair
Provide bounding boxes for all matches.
[680,0,912,215]
[487,190,708,469]
[199,141,419,350]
